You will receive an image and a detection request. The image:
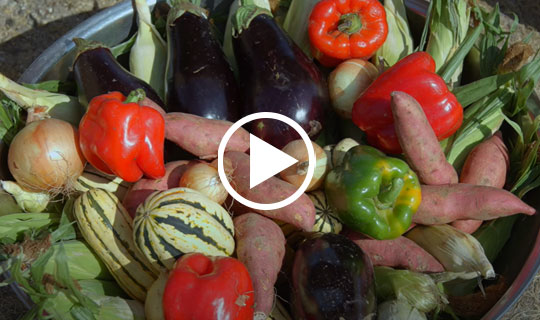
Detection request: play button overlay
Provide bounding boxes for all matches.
[217,112,315,211]
[249,134,298,189]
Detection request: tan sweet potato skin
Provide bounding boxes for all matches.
[412,184,536,225]
[165,113,250,159]
[122,160,189,217]
[452,132,509,233]
[234,213,286,317]
[345,230,444,272]
[225,151,316,231]
[391,91,458,185]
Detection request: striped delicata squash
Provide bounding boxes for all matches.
[133,187,235,270]
[73,188,159,302]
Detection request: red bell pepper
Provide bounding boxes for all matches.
[351,52,463,154]
[308,0,388,65]
[163,253,254,320]
[78,89,165,182]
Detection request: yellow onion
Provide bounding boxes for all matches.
[329,59,379,118]
[280,140,327,191]
[8,118,86,193]
[179,161,228,204]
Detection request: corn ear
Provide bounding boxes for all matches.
[377,300,427,320]
[44,240,114,281]
[78,279,127,298]
[0,212,60,242]
[375,266,447,313]
[374,0,414,68]
[130,0,167,99]
[282,0,320,58]
[406,224,495,278]
[92,293,145,320]
[425,0,470,86]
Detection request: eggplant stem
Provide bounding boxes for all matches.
[72,38,108,60]
[337,13,363,35]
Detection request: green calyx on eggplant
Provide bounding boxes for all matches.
[231,6,328,149]
[72,38,166,111]
[292,232,377,320]
[165,0,241,121]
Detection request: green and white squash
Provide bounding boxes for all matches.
[133,187,235,270]
[309,191,343,234]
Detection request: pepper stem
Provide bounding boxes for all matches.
[125,89,146,103]
[337,13,363,35]
[377,177,404,208]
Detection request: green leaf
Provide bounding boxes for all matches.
[502,112,524,144]
[51,199,77,242]
[0,98,24,145]
[30,246,55,294]
[22,81,77,96]
[453,72,514,107]
[111,33,137,58]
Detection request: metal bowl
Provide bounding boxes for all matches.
[15,0,540,319]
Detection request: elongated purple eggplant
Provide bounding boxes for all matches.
[232,5,328,148]
[72,38,165,109]
[165,1,240,121]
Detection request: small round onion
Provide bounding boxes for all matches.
[280,140,327,191]
[8,118,86,192]
[329,59,379,118]
[179,161,228,204]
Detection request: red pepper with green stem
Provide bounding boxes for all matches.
[351,51,463,154]
[78,89,165,182]
[163,253,255,320]
[308,0,388,66]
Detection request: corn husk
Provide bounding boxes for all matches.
[375,267,447,313]
[374,0,414,68]
[377,300,427,320]
[0,212,60,243]
[425,0,470,86]
[130,0,167,99]
[406,224,495,279]
[282,0,320,58]
[44,240,114,281]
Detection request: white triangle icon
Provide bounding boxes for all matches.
[249,134,298,189]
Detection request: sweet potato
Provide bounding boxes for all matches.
[451,132,509,233]
[391,91,458,185]
[165,113,249,159]
[345,230,444,272]
[234,213,286,318]
[122,160,190,217]
[225,151,316,231]
[412,184,536,225]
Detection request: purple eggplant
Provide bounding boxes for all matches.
[292,233,377,320]
[232,7,328,148]
[72,38,165,109]
[165,2,240,121]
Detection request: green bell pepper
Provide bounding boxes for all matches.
[325,145,421,240]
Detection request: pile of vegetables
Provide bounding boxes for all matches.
[1,0,540,319]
